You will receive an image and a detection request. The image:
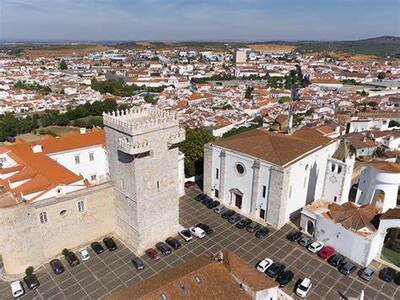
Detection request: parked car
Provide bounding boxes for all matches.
[91,241,104,255]
[79,248,90,261]
[339,262,357,276]
[276,270,294,287]
[308,241,324,253]
[296,278,313,298]
[394,272,400,285]
[256,258,273,273]
[103,237,118,251]
[179,229,193,242]
[156,242,172,256]
[298,235,313,247]
[196,223,213,234]
[235,218,252,229]
[166,237,182,250]
[207,200,220,209]
[131,257,145,270]
[358,267,375,281]
[201,196,213,207]
[318,246,335,260]
[265,262,285,278]
[50,259,65,275]
[23,274,40,290]
[195,193,206,202]
[246,222,261,233]
[287,230,302,241]
[10,281,24,298]
[221,209,235,219]
[328,254,345,268]
[255,227,269,239]
[63,249,80,267]
[228,213,241,224]
[145,248,160,261]
[379,267,396,282]
[190,226,206,239]
[214,205,226,214]
[184,181,195,188]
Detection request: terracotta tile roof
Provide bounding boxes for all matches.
[326,202,379,232]
[104,251,277,300]
[343,132,377,149]
[381,208,400,220]
[213,128,332,167]
[368,162,400,173]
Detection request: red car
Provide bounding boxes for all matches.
[318,246,335,259]
[145,248,160,261]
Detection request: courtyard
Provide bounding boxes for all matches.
[0,186,397,300]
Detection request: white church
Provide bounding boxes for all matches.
[203,126,400,267]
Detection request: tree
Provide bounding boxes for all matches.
[25,266,34,276]
[180,128,214,177]
[144,93,158,105]
[389,120,400,127]
[59,59,68,70]
[377,72,386,80]
[278,96,291,104]
[244,86,253,99]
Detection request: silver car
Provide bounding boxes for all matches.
[298,236,313,247]
[214,205,226,214]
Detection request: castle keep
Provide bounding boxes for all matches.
[0,106,185,275]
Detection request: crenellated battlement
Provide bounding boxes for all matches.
[103,106,179,135]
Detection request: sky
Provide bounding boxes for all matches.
[1,0,399,42]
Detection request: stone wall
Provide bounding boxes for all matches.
[0,183,116,275]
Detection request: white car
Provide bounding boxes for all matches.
[10,281,24,298]
[256,258,273,272]
[178,229,193,242]
[189,226,206,239]
[296,278,312,298]
[79,248,90,261]
[308,241,324,253]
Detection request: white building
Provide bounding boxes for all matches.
[203,127,339,229]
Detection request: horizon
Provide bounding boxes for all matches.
[1,0,399,41]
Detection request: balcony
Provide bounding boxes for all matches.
[118,138,151,155]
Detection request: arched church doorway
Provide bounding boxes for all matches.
[306,220,315,235]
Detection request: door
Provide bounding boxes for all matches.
[235,193,242,209]
[259,208,265,220]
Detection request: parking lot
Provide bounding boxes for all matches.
[0,186,397,299]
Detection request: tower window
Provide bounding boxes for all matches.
[262,185,266,198]
[337,166,342,174]
[39,212,48,224]
[157,181,160,192]
[216,168,219,179]
[89,152,94,161]
[75,155,80,165]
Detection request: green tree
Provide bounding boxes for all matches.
[244,86,253,99]
[144,93,158,105]
[59,59,68,70]
[180,128,214,177]
[377,72,386,80]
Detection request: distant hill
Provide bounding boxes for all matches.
[287,36,400,58]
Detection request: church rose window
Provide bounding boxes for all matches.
[235,163,245,175]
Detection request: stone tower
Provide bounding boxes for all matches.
[103,106,185,253]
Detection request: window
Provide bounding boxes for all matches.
[39,212,48,224]
[91,174,97,181]
[235,163,245,175]
[216,168,219,179]
[331,163,335,172]
[259,208,265,219]
[334,196,337,202]
[215,189,219,198]
[60,210,67,216]
[89,152,94,161]
[157,181,160,192]
[74,155,80,165]
[262,185,266,198]
[77,201,85,213]
[337,166,342,174]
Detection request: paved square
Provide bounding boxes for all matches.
[0,186,396,299]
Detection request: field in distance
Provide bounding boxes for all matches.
[247,43,296,54]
